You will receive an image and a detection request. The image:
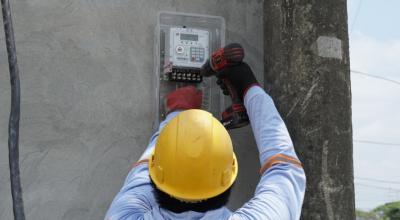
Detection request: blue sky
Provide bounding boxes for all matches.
[348,0,400,211]
[348,0,400,40]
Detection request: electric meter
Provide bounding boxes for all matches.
[154,11,225,130]
[167,28,209,82]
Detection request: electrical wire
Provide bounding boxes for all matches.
[356,177,400,185]
[1,0,26,219]
[351,70,400,85]
[356,183,400,192]
[354,139,400,146]
[350,0,363,34]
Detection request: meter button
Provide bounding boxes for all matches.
[176,46,184,54]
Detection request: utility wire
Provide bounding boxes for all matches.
[351,70,400,85]
[354,139,400,146]
[356,177,400,185]
[356,183,400,192]
[351,72,400,148]
[350,0,363,34]
[1,0,25,219]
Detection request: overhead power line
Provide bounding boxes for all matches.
[354,139,400,146]
[356,183,400,192]
[350,0,363,33]
[356,177,400,185]
[351,70,400,85]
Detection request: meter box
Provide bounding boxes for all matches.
[154,11,225,129]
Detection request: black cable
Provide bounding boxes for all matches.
[1,0,26,219]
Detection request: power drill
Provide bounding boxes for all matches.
[200,43,249,129]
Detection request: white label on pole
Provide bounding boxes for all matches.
[316,36,342,60]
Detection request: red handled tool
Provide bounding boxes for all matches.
[200,43,249,129]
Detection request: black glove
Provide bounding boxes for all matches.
[216,62,259,100]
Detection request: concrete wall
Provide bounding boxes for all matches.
[0,0,263,219]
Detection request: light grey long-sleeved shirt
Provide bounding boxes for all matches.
[105,86,306,220]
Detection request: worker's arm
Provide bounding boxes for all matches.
[231,85,306,220]
[105,86,202,220]
[216,63,305,220]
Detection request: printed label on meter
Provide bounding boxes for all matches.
[169,28,209,68]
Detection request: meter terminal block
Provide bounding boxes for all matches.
[168,67,202,83]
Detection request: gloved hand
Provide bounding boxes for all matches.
[165,86,203,114]
[216,62,259,100]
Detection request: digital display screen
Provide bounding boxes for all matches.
[180,34,198,41]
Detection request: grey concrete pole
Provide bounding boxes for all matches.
[263,1,355,219]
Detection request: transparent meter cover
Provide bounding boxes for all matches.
[153,11,226,130]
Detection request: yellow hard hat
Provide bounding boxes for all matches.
[149,109,238,202]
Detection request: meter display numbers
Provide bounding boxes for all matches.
[180,33,198,41]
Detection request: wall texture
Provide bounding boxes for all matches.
[0,0,263,219]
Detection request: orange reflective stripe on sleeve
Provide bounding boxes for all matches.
[131,159,149,169]
[259,154,303,174]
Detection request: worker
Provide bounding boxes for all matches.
[105,62,306,219]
